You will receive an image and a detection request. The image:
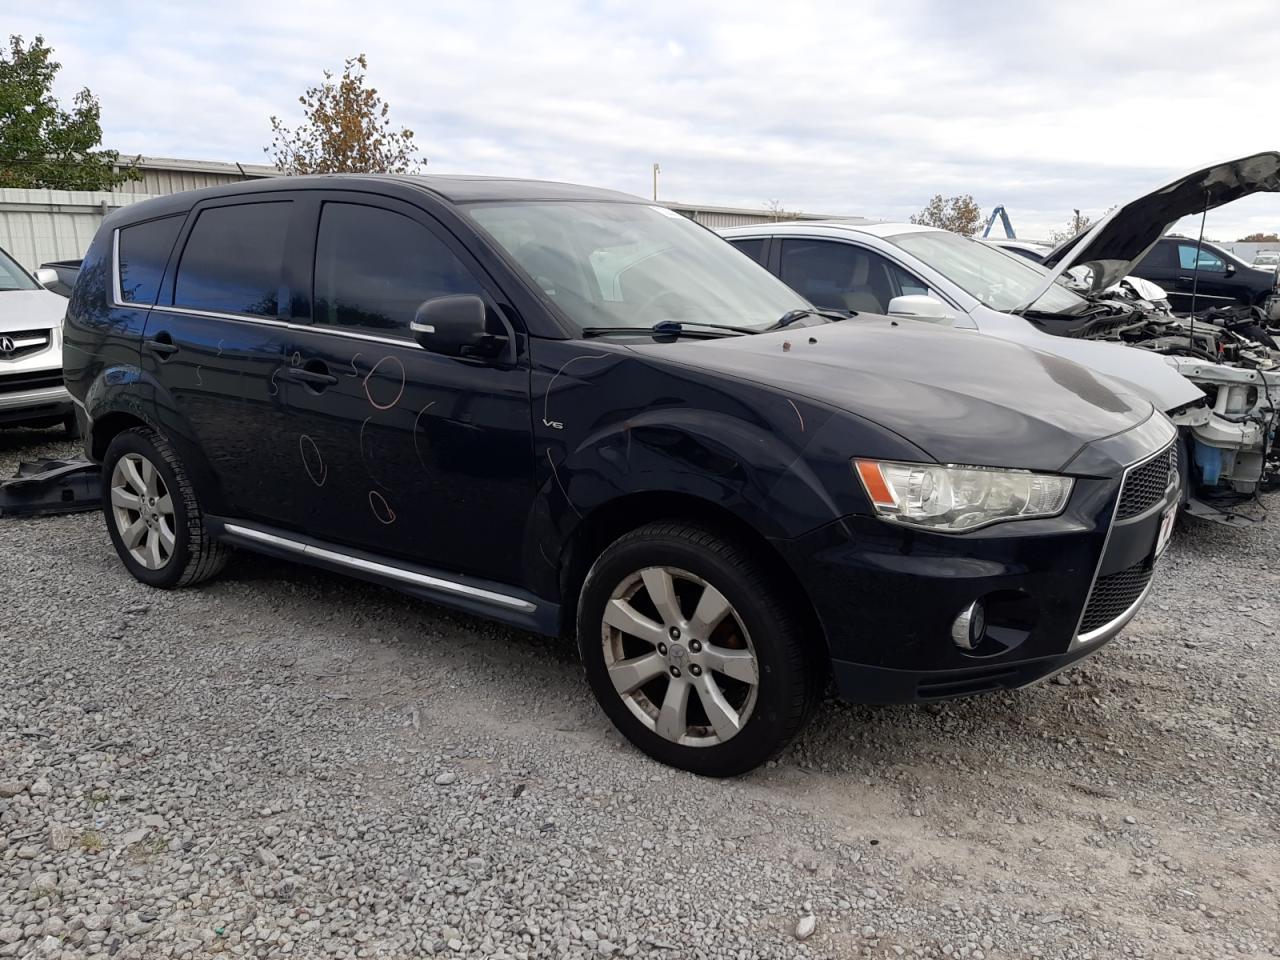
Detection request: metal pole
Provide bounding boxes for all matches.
[1189,190,1210,350]
[653,163,660,201]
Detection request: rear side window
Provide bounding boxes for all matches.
[1139,241,1174,269]
[313,202,483,334]
[174,202,291,317]
[117,215,184,305]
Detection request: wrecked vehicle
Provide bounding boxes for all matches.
[66,174,1178,776]
[722,152,1280,520]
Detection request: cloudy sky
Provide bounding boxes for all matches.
[8,0,1280,241]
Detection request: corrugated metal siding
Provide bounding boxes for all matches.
[682,211,792,229]
[0,189,164,270]
[115,169,254,196]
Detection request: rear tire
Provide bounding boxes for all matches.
[577,521,819,777]
[102,427,228,588]
[63,412,81,440]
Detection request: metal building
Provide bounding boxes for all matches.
[0,156,853,269]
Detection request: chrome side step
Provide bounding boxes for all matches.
[216,522,545,627]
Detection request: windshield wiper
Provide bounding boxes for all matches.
[765,308,849,331]
[581,320,754,340]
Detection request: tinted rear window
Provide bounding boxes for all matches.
[174,202,291,317]
[727,237,767,265]
[117,215,184,304]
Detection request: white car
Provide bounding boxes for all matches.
[1251,251,1279,269]
[721,151,1280,520]
[0,244,75,436]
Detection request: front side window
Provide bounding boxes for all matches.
[313,203,483,334]
[727,237,767,265]
[118,215,184,305]
[779,239,921,313]
[0,245,37,291]
[888,229,1087,314]
[174,202,291,317]
[468,201,806,332]
[1177,244,1226,272]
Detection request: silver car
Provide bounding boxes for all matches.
[0,244,75,436]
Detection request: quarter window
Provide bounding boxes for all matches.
[727,238,767,265]
[118,215,184,305]
[174,202,291,317]
[1177,244,1226,272]
[313,203,483,334]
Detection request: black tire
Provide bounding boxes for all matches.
[101,427,228,588]
[63,412,81,440]
[577,521,819,777]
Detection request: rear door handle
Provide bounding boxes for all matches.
[283,363,338,389]
[143,333,179,358]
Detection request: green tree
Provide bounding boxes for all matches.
[0,35,137,190]
[266,54,423,175]
[910,194,982,236]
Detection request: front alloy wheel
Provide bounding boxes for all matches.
[603,566,759,746]
[110,452,176,570]
[579,521,819,777]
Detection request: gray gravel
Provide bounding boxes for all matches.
[2,425,1278,960]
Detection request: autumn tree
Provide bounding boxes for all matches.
[763,199,793,221]
[910,194,981,236]
[1047,209,1097,245]
[0,35,138,190]
[1238,232,1280,242]
[266,54,423,175]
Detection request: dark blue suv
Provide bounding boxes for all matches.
[64,175,1178,775]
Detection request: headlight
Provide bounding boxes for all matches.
[853,460,1073,532]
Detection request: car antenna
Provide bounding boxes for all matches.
[1188,188,1210,351]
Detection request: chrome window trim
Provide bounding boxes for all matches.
[1068,441,1177,651]
[142,302,422,349]
[223,523,536,613]
[111,228,124,306]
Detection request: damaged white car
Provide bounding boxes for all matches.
[720,151,1280,524]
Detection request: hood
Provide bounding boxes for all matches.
[0,288,68,331]
[1024,151,1280,307]
[637,317,1155,474]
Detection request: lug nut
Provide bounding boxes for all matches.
[657,643,668,656]
[669,666,681,678]
[689,640,702,653]
[689,664,702,677]
[669,626,680,640]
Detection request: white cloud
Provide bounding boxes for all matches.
[6,0,1280,240]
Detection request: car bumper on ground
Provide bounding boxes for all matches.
[777,435,1180,705]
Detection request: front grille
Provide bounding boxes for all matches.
[0,369,64,395]
[1116,443,1177,520]
[1078,559,1154,634]
[0,329,51,362]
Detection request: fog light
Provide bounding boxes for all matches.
[951,600,986,651]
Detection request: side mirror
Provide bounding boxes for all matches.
[886,294,954,324]
[410,295,509,360]
[34,267,58,290]
[1224,262,1236,277]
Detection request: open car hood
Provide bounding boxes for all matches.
[1018,151,1280,310]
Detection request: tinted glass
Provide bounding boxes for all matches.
[468,201,805,332]
[118,215,184,304]
[0,245,36,290]
[1138,241,1173,269]
[1177,244,1225,272]
[779,239,913,313]
[174,202,291,316]
[728,238,767,265]
[313,203,483,334]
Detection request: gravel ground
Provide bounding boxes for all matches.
[2,425,1278,960]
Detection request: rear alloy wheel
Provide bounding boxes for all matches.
[579,522,818,776]
[101,427,228,588]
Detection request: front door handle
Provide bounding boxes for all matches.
[143,333,179,358]
[283,362,338,390]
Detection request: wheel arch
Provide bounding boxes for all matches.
[556,490,830,669]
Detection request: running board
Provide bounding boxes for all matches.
[209,518,558,636]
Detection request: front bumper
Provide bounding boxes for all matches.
[778,424,1179,704]
[0,382,71,426]
[0,330,68,427]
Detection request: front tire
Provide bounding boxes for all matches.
[577,521,819,777]
[101,427,228,588]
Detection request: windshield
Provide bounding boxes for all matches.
[889,230,1087,314]
[467,201,807,332]
[0,246,38,291]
